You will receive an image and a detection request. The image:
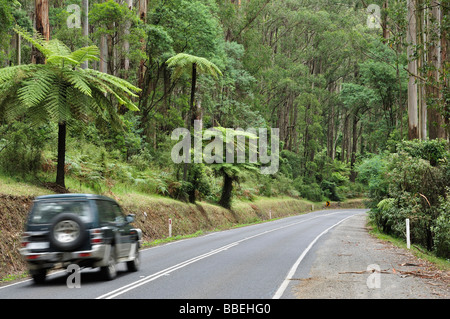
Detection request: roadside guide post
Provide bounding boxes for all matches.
[169,218,172,238]
[406,218,410,249]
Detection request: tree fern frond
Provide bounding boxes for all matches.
[46,54,80,67]
[90,87,123,130]
[69,46,100,65]
[13,25,51,58]
[66,86,90,121]
[166,53,223,80]
[84,69,141,97]
[0,64,39,83]
[44,80,70,123]
[17,68,55,108]
[82,70,140,111]
[62,69,92,97]
[46,39,71,59]
[26,101,52,124]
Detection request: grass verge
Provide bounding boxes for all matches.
[367,219,450,271]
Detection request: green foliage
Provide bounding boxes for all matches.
[0,121,49,177]
[360,140,450,257]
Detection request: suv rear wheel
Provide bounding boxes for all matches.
[31,269,47,284]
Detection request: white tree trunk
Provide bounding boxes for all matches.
[81,0,89,70]
[407,0,419,139]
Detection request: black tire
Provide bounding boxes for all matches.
[49,213,86,252]
[126,244,140,272]
[100,247,117,281]
[31,269,47,284]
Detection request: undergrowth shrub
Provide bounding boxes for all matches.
[358,139,449,257]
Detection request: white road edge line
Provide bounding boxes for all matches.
[96,211,348,299]
[272,214,356,299]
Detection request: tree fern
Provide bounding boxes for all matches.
[166,53,222,80]
[0,27,141,187]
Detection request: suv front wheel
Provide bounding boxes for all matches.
[100,247,117,281]
[126,245,140,272]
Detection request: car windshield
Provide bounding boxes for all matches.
[31,200,92,224]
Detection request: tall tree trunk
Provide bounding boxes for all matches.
[441,2,450,139]
[124,0,133,72]
[81,0,89,70]
[16,33,21,65]
[382,0,389,42]
[138,0,147,88]
[189,63,197,129]
[416,0,427,139]
[350,112,359,182]
[99,34,108,73]
[99,0,108,73]
[407,0,419,139]
[56,122,67,188]
[32,0,49,64]
[427,0,444,139]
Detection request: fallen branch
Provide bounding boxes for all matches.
[339,268,391,275]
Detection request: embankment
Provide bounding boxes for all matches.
[0,193,365,280]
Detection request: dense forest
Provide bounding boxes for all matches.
[0,1,449,256]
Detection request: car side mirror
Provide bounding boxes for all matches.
[125,214,135,224]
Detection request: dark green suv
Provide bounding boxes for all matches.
[20,194,142,284]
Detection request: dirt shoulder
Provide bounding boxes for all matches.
[293,213,450,299]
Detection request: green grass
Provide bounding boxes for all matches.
[0,173,54,197]
[0,271,28,283]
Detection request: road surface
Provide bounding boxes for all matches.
[0,209,366,299]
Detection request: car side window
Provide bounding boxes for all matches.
[111,204,125,224]
[97,200,116,226]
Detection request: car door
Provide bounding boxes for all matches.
[111,202,132,258]
[97,200,123,257]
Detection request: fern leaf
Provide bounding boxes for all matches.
[62,69,92,97]
[17,68,55,108]
[84,69,141,96]
[69,46,100,64]
[46,39,71,59]
[166,53,223,80]
[13,26,51,58]
[46,55,80,66]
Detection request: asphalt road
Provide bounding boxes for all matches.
[0,209,366,299]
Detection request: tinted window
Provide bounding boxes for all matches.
[97,200,125,225]
[31,201,91,224]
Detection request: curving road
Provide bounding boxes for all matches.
[0,209,367,299]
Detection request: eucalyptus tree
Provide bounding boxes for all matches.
[0,27,140,188]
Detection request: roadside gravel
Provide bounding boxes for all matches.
[293,213,449,299]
